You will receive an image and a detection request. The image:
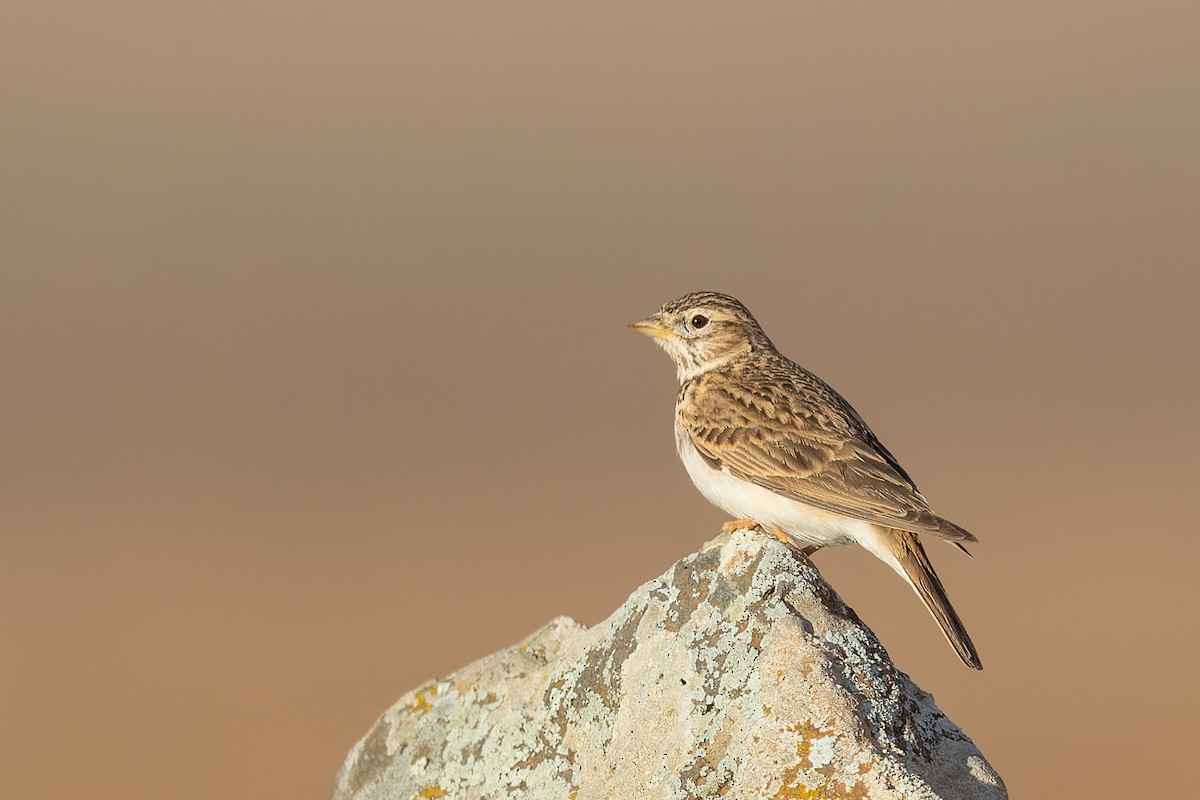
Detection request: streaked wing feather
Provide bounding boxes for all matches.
[682,368,975,542]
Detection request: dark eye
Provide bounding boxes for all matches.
[690,314,709,329]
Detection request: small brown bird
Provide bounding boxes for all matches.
[631,291,982,669]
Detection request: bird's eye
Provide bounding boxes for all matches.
[690,314,709,329]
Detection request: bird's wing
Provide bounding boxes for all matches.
[681,368,976,542]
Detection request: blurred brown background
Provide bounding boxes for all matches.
[3,3,1197,798]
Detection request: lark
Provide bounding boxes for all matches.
[631,291,982,669]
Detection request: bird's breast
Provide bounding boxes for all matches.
[674,418,866,547]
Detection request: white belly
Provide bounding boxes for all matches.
[675,424,873,548]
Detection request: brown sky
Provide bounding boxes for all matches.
[3,3,1198,798]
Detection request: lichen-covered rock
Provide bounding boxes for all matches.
[332,529,1006,800]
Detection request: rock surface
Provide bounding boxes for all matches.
[332,529,1005,800]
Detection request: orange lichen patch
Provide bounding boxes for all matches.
[857,760,873,775]
[404,684,439,716]
[763,705,773,717]
[416,785,446,798]
[785,720,829,769]
[771,764,869,800]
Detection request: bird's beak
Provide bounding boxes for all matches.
[628,316,677,340]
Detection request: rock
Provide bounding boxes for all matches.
[332,529,1006,800]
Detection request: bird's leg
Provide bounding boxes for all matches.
[721,518,762,534]
[801,544,823,557]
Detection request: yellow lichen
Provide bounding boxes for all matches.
[771,766,868,800]
[405,684,439,716]
[415,786,446,799]
[784,720,828,769]
[766,719,866,798]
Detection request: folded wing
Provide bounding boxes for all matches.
[681,368,976,543]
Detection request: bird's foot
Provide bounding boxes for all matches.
[721,518,763,534]
[762,526,819,555]
[768,527,794,545]
[722,520,815,555]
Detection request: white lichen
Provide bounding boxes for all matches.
[332,529,1006,800]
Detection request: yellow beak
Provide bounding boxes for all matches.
[628,317,677,340]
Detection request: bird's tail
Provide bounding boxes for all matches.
[874,528,983,670]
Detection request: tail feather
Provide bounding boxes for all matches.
[879,529,983,670]
[931,514,978,544]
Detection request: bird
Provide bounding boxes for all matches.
[630,291,982,669]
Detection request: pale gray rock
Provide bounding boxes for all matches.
[333,529,1006,800]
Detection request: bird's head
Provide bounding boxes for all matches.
[629,291,773,381]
